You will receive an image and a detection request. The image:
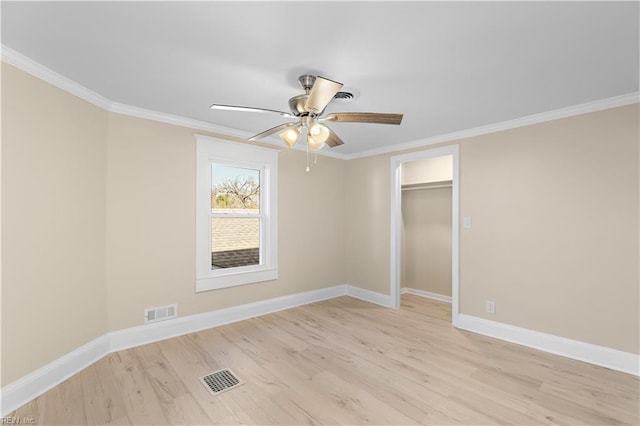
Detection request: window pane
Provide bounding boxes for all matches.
[211,217,260,269]
[211,164,260,213]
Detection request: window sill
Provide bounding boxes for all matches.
[196,267,278,292]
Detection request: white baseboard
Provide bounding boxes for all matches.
[1,284,347,416]
[0,335,111,417]
[345,285,394,307]
[401,288,452,303]
[4,285,638,417]
[456,314,640,377]
[109,285,347,352]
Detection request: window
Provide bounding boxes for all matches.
[196,135,278,292]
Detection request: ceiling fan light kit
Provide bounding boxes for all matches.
[308,122,330,146]
[210,74,404,169]
[307,136,326,152]
[279,126,301,148]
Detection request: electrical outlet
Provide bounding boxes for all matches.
[486,300,495,314]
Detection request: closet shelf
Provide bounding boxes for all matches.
[401,180,452,191]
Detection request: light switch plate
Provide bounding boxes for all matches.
[463,216,472,228]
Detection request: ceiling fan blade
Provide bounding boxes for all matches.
[210,104,294,118]
[325,112,403,125]
[325,127,344,148]
[248,122,297,141]
[304,76,343,115]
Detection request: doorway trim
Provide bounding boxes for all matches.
[389,145,459,325]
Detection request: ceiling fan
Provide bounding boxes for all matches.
[209,74,403,153]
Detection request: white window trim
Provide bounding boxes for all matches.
[196,134,278,292]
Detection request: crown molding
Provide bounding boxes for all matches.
[3,44,636,161]
[108,102,350,159]
[109,102,253,139]
[1,44,349,160]
[344,92,639,160]
[1,45,112,110]
[107,102,349,158]
[0,44,262,144]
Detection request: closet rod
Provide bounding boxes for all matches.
[401,183,452,191]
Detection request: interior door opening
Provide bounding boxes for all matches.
[390,145,459,324]
[400,155,453,315]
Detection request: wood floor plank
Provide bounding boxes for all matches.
[43,371,86,425]
[107,351,170,425]
[9,294,639,425]
[213,322,360,424]
[158,335,244,424]
[188,330,331,425]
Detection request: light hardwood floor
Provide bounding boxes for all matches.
[11,295,640,425]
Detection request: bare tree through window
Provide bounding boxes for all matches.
[210,164,261,269]
[212,176,259,210]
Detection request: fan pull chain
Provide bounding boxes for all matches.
[306,140,310,172]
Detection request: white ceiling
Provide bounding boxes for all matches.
[2,1,638,156]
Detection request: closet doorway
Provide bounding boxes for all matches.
[390,145,459,324]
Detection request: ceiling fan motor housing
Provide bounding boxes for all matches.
[298,75,316,91]
[288,94,312,117]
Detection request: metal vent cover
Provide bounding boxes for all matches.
[200,369,243,395]
[333,89,359,103]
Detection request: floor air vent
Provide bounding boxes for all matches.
[200,369,243,395]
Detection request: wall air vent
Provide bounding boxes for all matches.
[144,303,177,324]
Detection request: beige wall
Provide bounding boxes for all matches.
[345,104,639,354]
[401,187,452,296]
[402,155,453,185]
[105,113,346,331]
[1,64,109,385]
[459,105,638,354]
[344,154,391,294]
[2,64,346,385]
[2,62,638,389]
